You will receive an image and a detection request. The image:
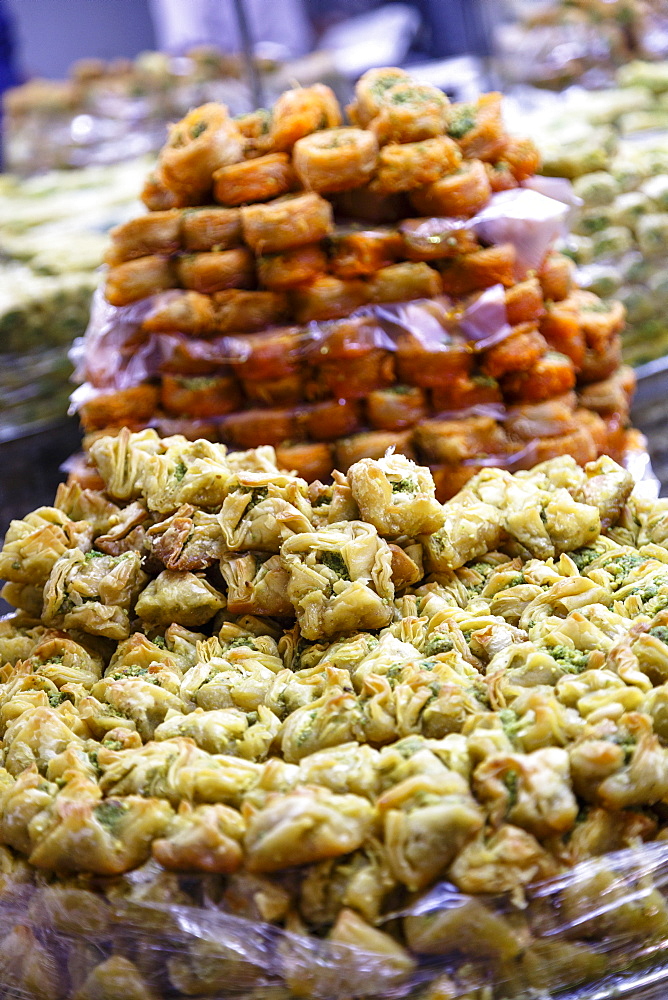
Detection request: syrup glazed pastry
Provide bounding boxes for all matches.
[78,66,632,497]
[212,152,296,206]
[0,432,667,1000]
[292,128,379,193]
[157,103,245,205]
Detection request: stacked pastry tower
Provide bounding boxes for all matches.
[74,69,634,500]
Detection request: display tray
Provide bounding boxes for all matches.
[0,418,81,616]
[630,355,668,496]
[3,432,668,1000]
[2,414,668,999]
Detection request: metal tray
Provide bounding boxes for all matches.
[632,356,668,497]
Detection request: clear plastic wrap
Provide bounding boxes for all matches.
[472,188,572,276]
[72,177,580,394]
[0,841,668,999]
[71,288,518,395]
[70,288,159,390]
[458,283,510,350]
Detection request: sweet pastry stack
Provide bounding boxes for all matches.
[0,435,667,998]
[73,68,635,500]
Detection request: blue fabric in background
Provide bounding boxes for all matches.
[0,0,18,94]
[306,0,491,59]
[0,0,19,168]
[418,0,491,58]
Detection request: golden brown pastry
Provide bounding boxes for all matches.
[293,128,378,193]
[213,152,296,206]
[105,210,182,265]
[241,192,333,254]
[157,102,244,204]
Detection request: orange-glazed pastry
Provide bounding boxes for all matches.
[232,327,304,381]
[347,66,411,127]
[575,294,626,352]
[157,337,226,376]
[501,351,576,403]
[158,102,244,204]
[221,407,301,448]
[290,276,369,323]
[335,429,415,471]
[105,256,175,306]
[64,452,107,491]
[213,152,296,206]
[142,290,217,335]
[538,252,575,302]
[241,372,305,407]
[577,408,609,457]
[448,93,507,161]
[479,322,547,379]
[367,262,441,303]
[485,162,519,193]
[105,209,182,265]
[235,107,272,146]
[257,244,328,290]
[501,136,541,181]
[333,185,410,223]
[213,289,290,333]
[577,365,635,416]
[519,426,597,467]
[370,136,461,195]
[276,442,335,481]
[241,193,334,254]
[76,70,634,498]
[293,128,378,193]
[367,81,450,144]
[410,159,491,218]
[141,171,179,211]
[413,415,508,464]
[366,386,427,430]
[160,374,243,417]
[152,416,219,442]
[79,385,159,432]
[503,393,577,441]
[439,244,517,297]
[311,350,395,400]
[268,83,342,152]
[304,314,382,360]
[177,248,255,294]
[601,412,629,462]
[180,206,242,251]
[395,336,473,389]
[297,398,362,441]
[430,464,479,502]
[400,218,479,262]
[329,226,403,277]
[430,373,502,412]
[505,278,545,325]
[540,300,586,370]
[579,335,623,384]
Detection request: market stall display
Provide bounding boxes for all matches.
[504,61,668,366]
[2,47,348,176]
[72,71,635,499]
[493,0,668,90]
[1,433,668,997]
[3,48,272,175]
[0,159,148,441]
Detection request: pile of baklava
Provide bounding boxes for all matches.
[1,431,668,997]
[71,69,634,501]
